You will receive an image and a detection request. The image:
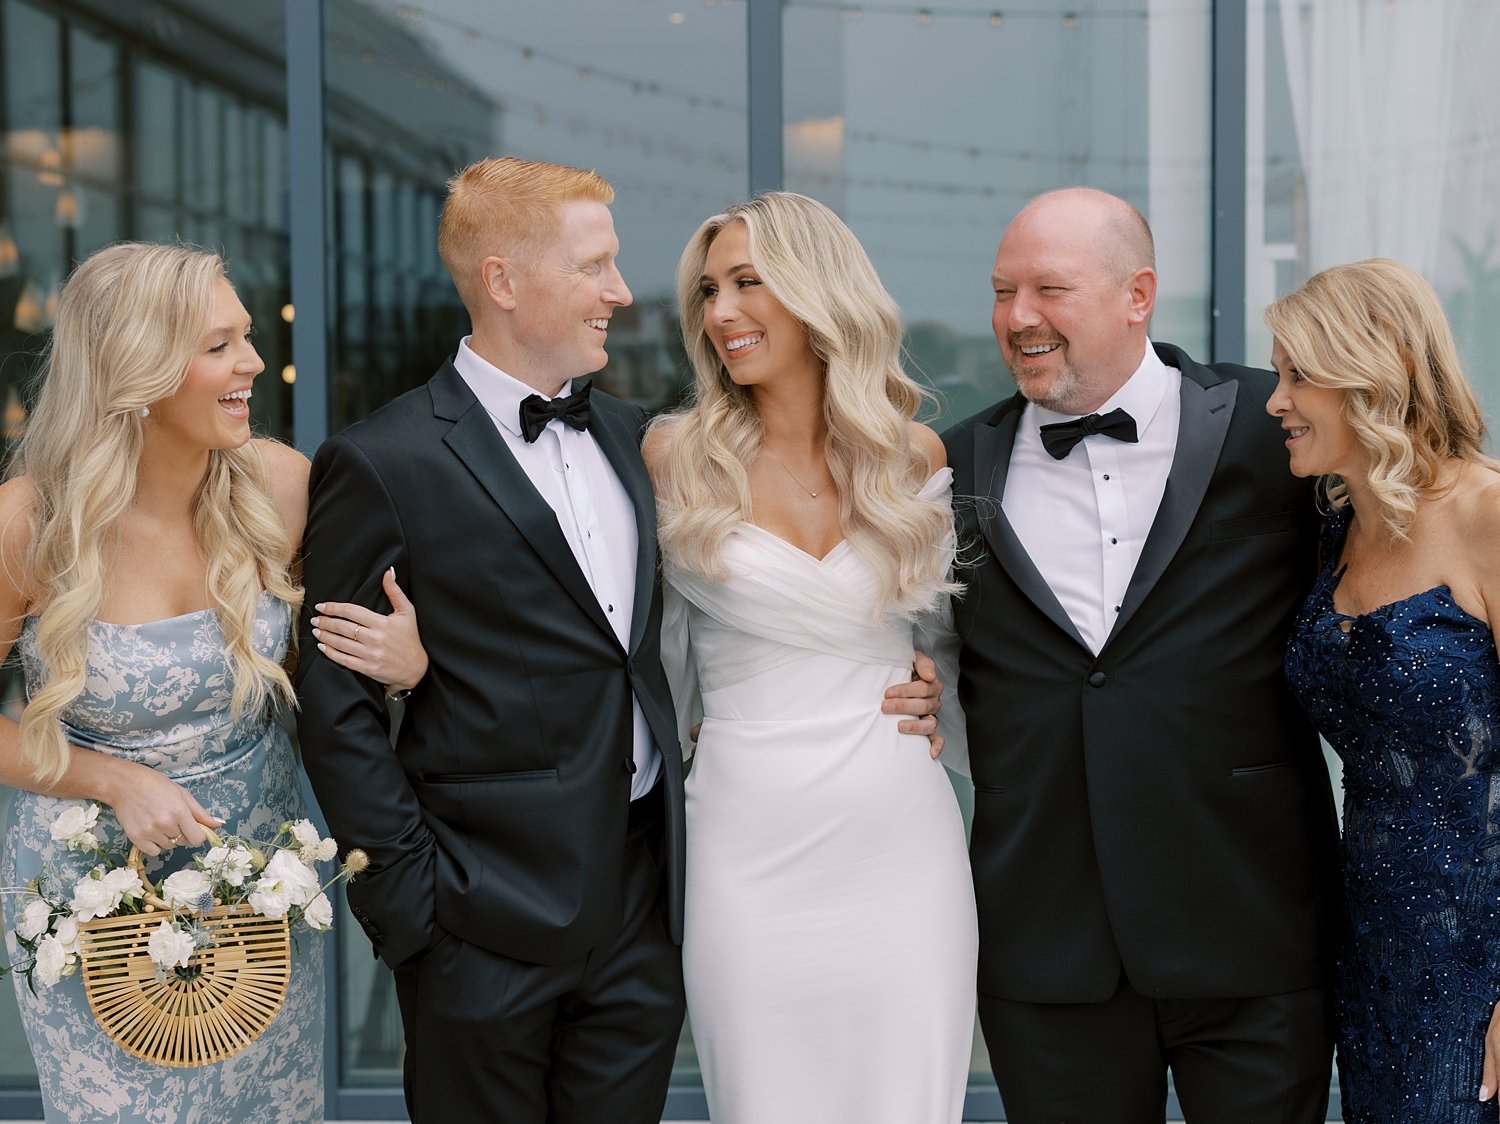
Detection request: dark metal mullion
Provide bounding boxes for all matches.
[58,8,75,267]
[746,0,783,196]
[1210,0,1248,364]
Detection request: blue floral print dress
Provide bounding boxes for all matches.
[1,594,322,1124]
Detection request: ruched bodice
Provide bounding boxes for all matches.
[2,593,322,1123]
[1285,508,1500,1123]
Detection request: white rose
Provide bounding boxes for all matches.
[49,804,100,851]
[289,820,321,851]
[202,845,253,887]
[101,866,143,903]
[52,915,79,955]
[161,869,213,910]
[147,921,196,971]
[262,850,321,908]
[247,877,292,920]
[33,934,71,988]
[302,893,334,931]
[69,867,123,922]
[16,898,52,941]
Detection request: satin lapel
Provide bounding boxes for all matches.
[437,381,616,640]
[588,393,657,656]
[973,399,1089,650]
[1104,369,1236,650]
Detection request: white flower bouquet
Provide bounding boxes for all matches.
[3,805,366,1067]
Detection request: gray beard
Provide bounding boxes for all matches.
[1009,356,1092,415]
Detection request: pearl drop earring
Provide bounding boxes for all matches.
[139,406,150,418]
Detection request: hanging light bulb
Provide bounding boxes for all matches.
[4,386,26,442]
[0,223,18,279]
[55,185,84,228]
[14,280,45,333]
[37,145,64,188]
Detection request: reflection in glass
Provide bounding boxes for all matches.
[783,0,1212,430]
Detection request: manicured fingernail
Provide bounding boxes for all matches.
[1480,1085,1490,1101]
[312,627,322,637]
[387,566,395,577]
[317,642,326,652]
[315,603,326,612]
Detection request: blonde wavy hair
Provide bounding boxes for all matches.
[649,192,957,618]
[1264,257,1493,537]
[9,242,300,784]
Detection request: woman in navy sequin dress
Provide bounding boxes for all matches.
[1265,258,1500,1123]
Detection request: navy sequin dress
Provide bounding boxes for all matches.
[1286,508,1500,1123]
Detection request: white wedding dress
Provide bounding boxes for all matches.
[661,470,978,1124]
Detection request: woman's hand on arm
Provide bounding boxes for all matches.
[311,567,428,694]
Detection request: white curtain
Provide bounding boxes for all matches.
[1279,0,1457,274]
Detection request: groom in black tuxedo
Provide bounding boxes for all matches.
[943,188,1340,1122]
[294,158,687,1123]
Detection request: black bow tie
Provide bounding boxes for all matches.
[519,381,593,443]
[1038,407,1139,460]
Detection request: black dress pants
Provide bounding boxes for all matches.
[980,972,1333,1124]
[393,799,684,1124]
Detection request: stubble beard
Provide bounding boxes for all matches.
[1008,351,1094,415]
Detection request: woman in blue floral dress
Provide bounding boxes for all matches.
[0,243,425,1123]
[1265,258,1500,1123]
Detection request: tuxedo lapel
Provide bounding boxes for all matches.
[973,398,1089,649]
[1104,360,1235,649]
[588,393,658,657]
[430,365,617,640]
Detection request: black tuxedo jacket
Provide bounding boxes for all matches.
[943,342,1340,1004]
[295,361,685,970]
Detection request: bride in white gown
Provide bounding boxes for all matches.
[645,193,978,1124]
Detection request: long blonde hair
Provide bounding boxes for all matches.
[650,192,956,617]
[1264,257,1493,536]
[10,242,299,783]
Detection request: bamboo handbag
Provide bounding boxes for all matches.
[75,841,291,1067]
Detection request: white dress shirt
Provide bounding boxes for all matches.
[453,338,660,799]
[1001,342,1182,655]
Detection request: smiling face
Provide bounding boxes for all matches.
[1266,338,1368,480]
[147,278,263,452]
[991,192,1154,415]
[502,199,631,389]
[698,221,821,390]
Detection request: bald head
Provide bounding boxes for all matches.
[990,187,1159,414]
[1012,188,1155,282]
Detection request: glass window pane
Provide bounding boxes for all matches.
[785,0,1212,430]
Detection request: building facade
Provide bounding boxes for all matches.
[0,0,1496,1118]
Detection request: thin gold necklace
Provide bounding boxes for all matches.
[762,446,831,499]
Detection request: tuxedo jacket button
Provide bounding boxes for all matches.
[1088,671,1107,687]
